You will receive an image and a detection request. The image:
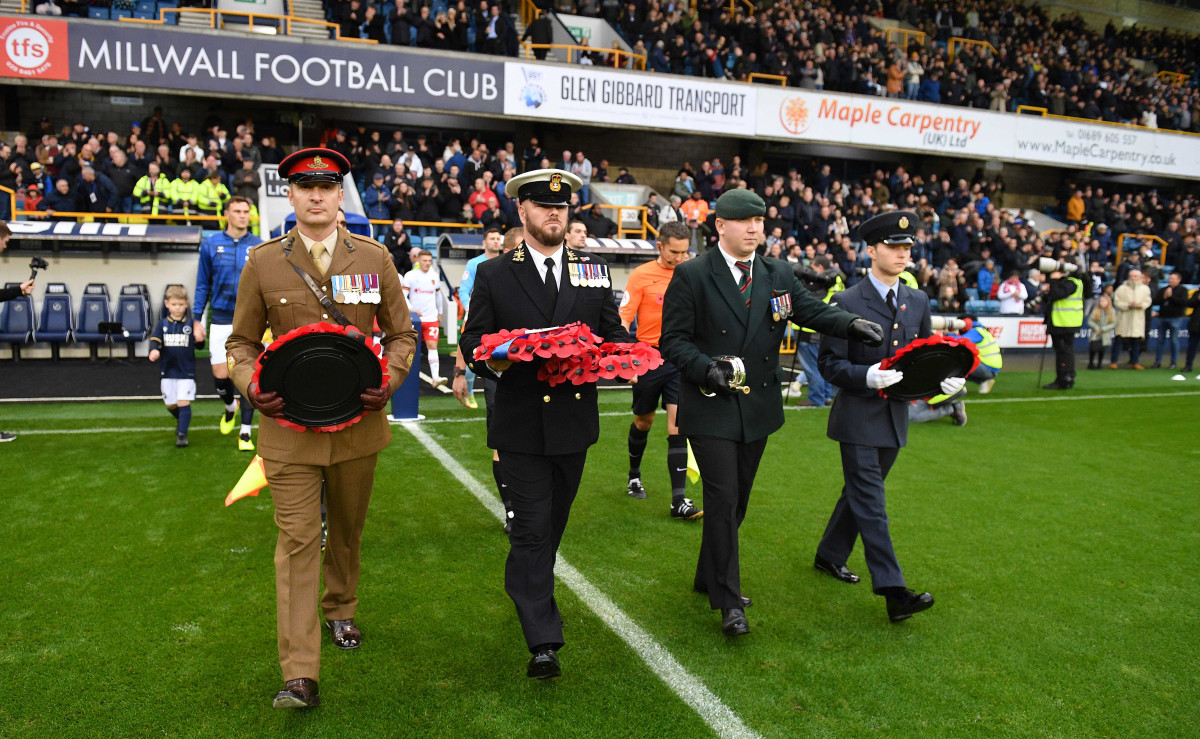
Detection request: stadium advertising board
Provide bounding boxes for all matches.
[757,88,1200,180]
[504,62,757,136]
[0,17,503,113]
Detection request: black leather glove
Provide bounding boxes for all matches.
[847,318,885,347]
[704,360,737,396]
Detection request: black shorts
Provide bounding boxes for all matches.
[631,359,680,415]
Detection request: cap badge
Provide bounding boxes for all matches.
[309,155,325,170]
[549,173,562,192]
[898,216,909,229]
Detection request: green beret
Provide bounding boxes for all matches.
[714,188,766,220]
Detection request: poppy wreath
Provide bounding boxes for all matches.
[250,322,390,433]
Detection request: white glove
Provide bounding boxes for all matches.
[866,362,904,389]
[940,376,966,395]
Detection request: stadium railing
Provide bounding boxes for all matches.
[947,37,998,62]
[119,7,378,44]
[521,43,646,70]
[579,203,653,239]
[884,27,926,51]
[1116,233,1170,266]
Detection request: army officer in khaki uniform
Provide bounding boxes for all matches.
[226,148,416,709]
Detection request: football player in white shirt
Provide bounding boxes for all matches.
[402,250,445,385]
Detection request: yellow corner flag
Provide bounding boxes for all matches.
[685,440,701,485]
[226,455,269,506]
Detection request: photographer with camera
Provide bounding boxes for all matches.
[1039,258,1088,390]
[0,223,39,442]
[790,256,844,407]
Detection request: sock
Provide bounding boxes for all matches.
[667,434,687,503]
[239,424,252,437]
[177,405,192,435]
[240,398,254,428]
[214,376,236,410]
[493,459,510,508]
[167,406,180,419]
[428,349,440,380]
[627,423,649,480]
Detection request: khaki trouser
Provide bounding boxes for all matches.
[264,454,377,682]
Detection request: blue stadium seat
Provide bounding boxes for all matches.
[162,12,178,25]
[133,8,154,19]
[964,299,987,314]
[136,0,154,12]
[983,300,1001,313]
[88,7,110,19]
[0,284,36,360]
[422,235,440,250]
[115,286,152,358]
[75,283,113,357]
[965,287,979,301]
[111,9,132,20]
[38,283,74,359]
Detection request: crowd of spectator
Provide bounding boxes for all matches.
[5,107,1197,318]
[656,154,1199,316]
[37,0,1200,131]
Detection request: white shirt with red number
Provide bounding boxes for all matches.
[402,268,441,322]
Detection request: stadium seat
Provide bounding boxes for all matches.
[964,299,987,314]
[111,8,132,20]
[38,283,75,360]
[88,7,110,19]
[75,283,114,358]
[136,0,154,12]
[133,8,154,19]
[0,284,36,360]
[983,300,1001,313]
[115,286,152,359]
[965,287,979,301]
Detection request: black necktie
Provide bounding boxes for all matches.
[886,288,896,315]
[544,257,558,308]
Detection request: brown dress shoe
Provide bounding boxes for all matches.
[273,678,319,709]
[1108,363,1118,369]
[326,618,361,650]
[1131,364,1145,370]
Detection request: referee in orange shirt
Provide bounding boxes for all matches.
[619,221,703,520]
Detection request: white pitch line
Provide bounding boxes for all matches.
[400,420,761,739]
[13,424,223,435]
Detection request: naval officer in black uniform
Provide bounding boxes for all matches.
[459,169,628,678]
[816,210,964,622]
[659,188,884,637]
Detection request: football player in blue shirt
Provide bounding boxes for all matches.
[149,286,198,447]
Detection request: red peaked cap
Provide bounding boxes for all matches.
[278,147,351,184]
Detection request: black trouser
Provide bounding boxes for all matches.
[688,435,768,610]
[498,449,586,652]
[818,444,904,593]
[1051,330,1075,385]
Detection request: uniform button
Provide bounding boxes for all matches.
[543,395,550,403]
[763,356,769,362]
[892,340,899,346]
[279,298,287,304]
[322,313,328,319]
[322,286,328,292]
[721,329,727,335]
[893,323,899,329]
[762,381,768,387]
[574,393,581,399]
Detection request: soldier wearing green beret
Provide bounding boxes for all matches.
[659,188,885,637]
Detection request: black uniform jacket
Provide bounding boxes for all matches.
[819,279,931,449]
[459,243,628,456]
[660,248,858,443]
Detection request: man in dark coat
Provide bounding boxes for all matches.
[659,188,883,637]
[459,169,628,679]
[816,211,962,623]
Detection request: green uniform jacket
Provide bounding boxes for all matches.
[660,248,861,443]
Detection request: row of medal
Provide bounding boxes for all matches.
[568,262,611,288]
[770,292,793,322]
[332,273,381,304]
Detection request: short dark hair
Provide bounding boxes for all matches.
[567,220,587,232]
[657,221,690,243]
[483,226,502,236]
[225,195,253,213]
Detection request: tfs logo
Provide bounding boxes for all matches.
[0,19,68,80]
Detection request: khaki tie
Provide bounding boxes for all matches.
[311,241,330,276]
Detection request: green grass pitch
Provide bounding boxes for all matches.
[1,370,1198,737]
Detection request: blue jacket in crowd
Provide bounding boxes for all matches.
[193,230,263,325]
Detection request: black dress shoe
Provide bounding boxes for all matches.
[813,555,861,584]
[273,678,319,709]
[527,648,561,679]
[721,608,749,636]
[325,618,361,650]
[885,589,934,622]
